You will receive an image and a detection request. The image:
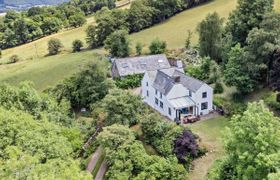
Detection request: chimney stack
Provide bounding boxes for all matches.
[173,76,180,83]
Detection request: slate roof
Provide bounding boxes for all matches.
[113,54,171,77]
[152,68,205,95]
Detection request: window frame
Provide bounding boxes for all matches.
[202,92,207,98]
[160,101,163,109]
[155,98,159,105]
[201,102,208,110]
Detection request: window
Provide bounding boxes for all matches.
[146,90,149,97]
[202,92,207,98]
[155,98,159,105]
[155,89,158,95]
[201,102,208,110]
[160,101,163,109]
[146,82,148,86]
[160,93,163,99]
[189,91,192,97]
[168,108,172,115]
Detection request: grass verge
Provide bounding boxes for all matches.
[187,116,229,180]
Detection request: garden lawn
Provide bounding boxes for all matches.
[0,50,104,91]
[187,116,229,180]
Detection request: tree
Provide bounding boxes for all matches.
[245,12,280,83]
[185,30,192,49]
[69,14,86,27]
[270,49,280,102]
[135,42,143,56]
[72,39,84,52]
[0,108,89,179]
[51,62,112,109]
[92,89,145,127]
[104,29,130,57]
[173,129,199,164]
[223,101,280,179]
[97,124,135,151]
[149,38,167,54]
[48,38,63,55]
[197,12,223,62]
[225,0,274,44]
[86,25,99,48]
[128,0,155,32]
[224,44,256,94]
[41,17,62,35]
[88,8,129,47]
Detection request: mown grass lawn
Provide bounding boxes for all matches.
[187,117,230,180]
[0,50,105,91]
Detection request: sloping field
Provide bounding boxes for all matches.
[130,0,280,50]
[0,16,95,63]
[1,0,279,90]
[0,50,103,91]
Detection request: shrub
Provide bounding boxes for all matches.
[149,38,167,54]
[8,55,20,64]
[213,97,247,116]
[115,74,144,89]
[135,42,143,55]
[214,82,224,94]
[264,92,280,111]
[173,129,199,169]
[72,39,84,52]
[48,38,63,55]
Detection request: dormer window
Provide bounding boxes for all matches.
[189,91,192,97]
[146,82,148,86]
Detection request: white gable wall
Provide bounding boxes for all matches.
[191,84,213,115]
[141,72,177,121]
[166,84,189,99]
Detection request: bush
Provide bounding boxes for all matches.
[213,97,247,116]
[135,42,143,55]
[48,38,63,55]
[8,55,20,64]
[264,92,280,111]
[214,82,224,94]
[115,74,144,89]
[72,39,84,52]
[149,38,167,54]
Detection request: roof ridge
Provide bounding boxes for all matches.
[174,69,205,85]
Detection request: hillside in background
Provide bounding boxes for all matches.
[2,0,69,5]
[0,0,69,12]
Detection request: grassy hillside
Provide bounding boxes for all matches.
[0,16,95,63]
[0,50,103,91]
[3,0,69,5]
[130,0,280,50]
[0,0,279,91]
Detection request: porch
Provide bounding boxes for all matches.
[169,96,199,124]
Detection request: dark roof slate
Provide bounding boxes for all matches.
[152,68,205,95]
[114,54,171,77]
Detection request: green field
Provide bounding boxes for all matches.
[1,0,279,91]
[188,117,229,180]
[0,50,104,91]
[130,0,280,50]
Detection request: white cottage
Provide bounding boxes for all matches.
[141,67,213,122]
